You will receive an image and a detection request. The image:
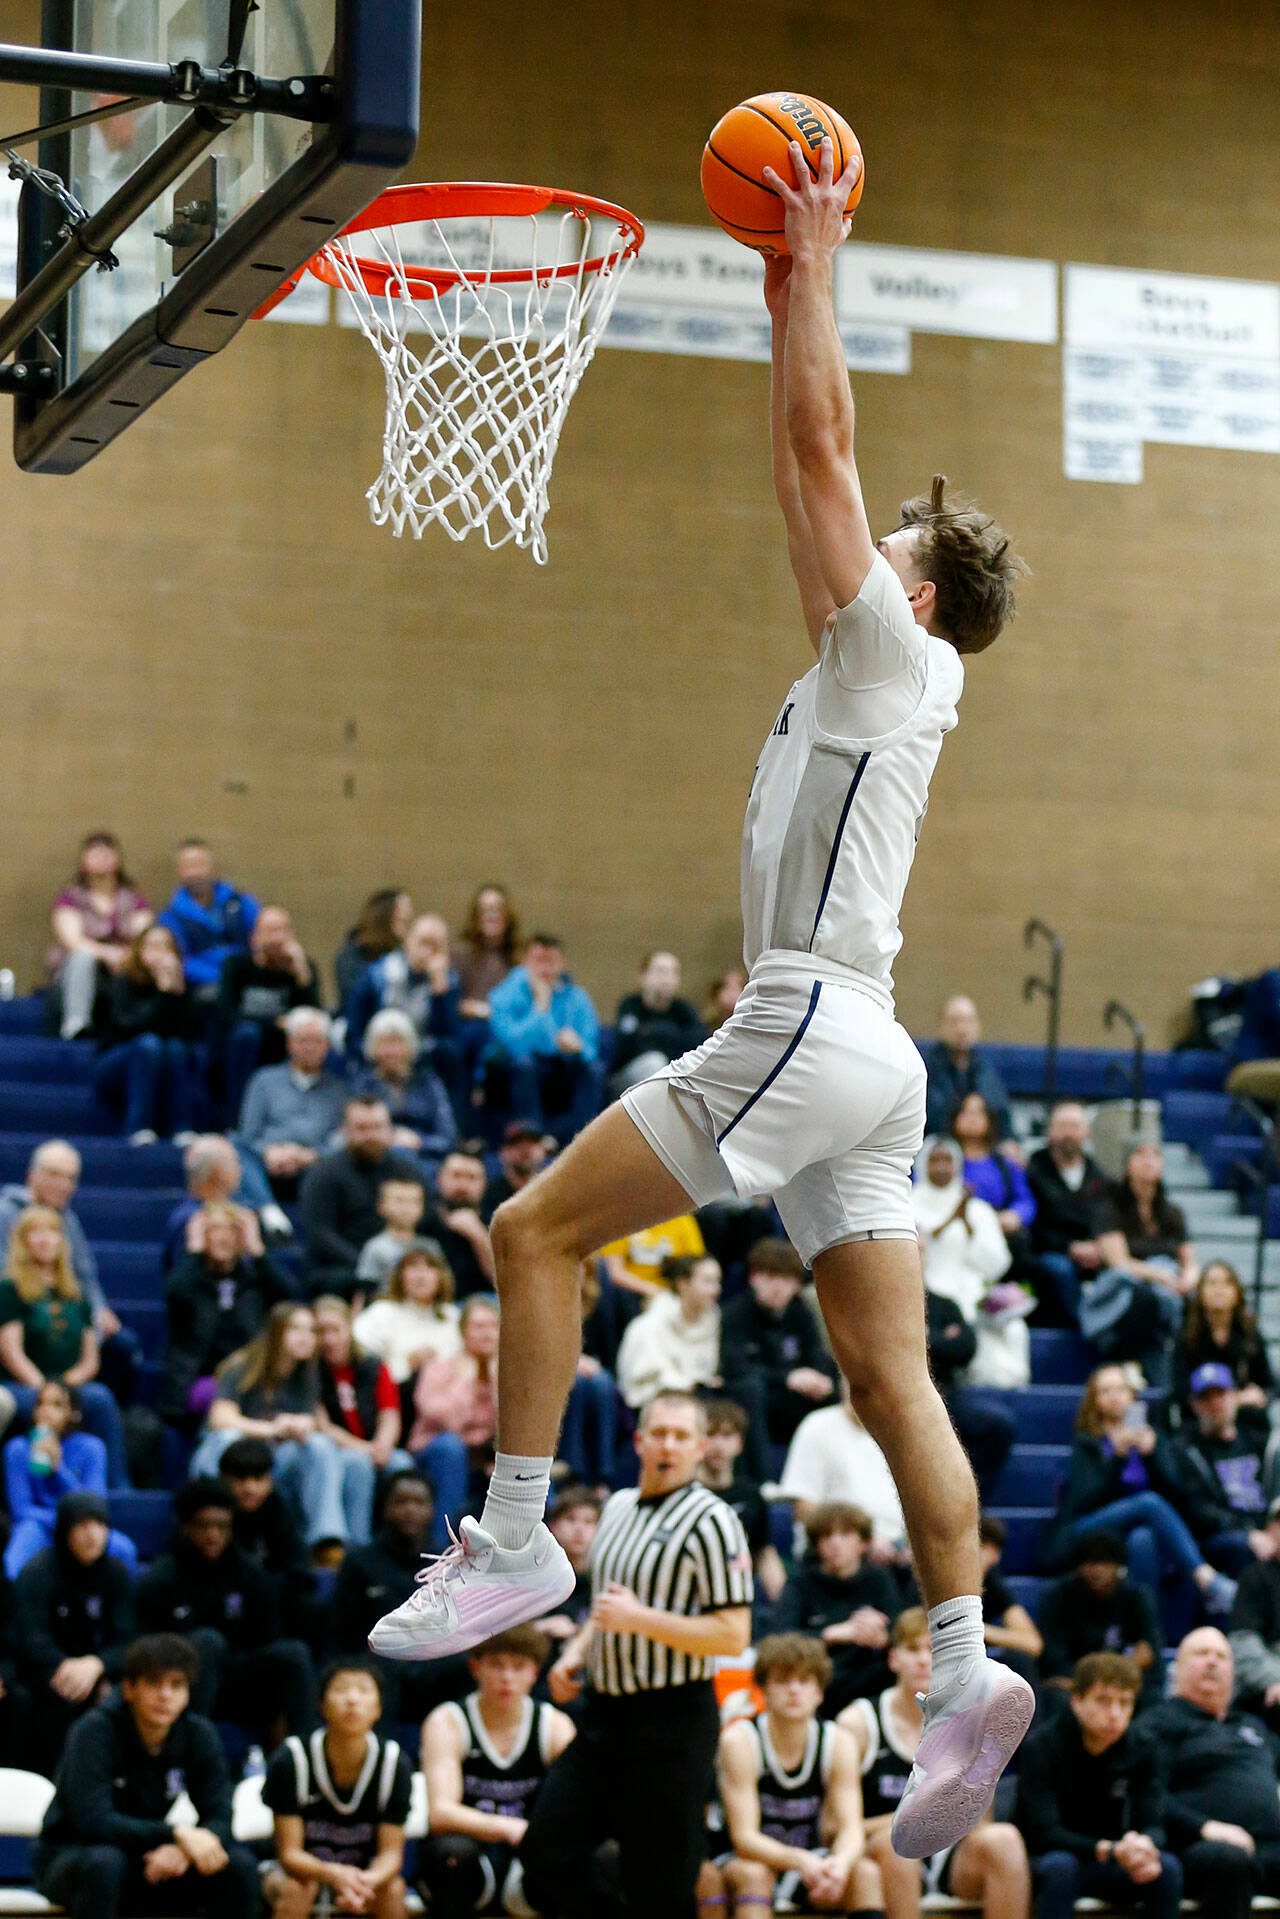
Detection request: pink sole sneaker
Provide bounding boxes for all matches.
[890,1662,1035,1859]
[368,1517,577,1662]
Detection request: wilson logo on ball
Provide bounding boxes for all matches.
[778,95,828,149]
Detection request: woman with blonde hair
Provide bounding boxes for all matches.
[352,1242,461,1385]
[0,1206,128,1483]
[190,1300,375,1552]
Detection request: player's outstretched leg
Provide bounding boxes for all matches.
[368,1101,692,1660]
[812,1239,1035,1858]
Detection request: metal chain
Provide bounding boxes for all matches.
[5,148,118,269]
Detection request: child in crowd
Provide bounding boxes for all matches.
[356,1179,432,1297]
[4,1380,136,1577]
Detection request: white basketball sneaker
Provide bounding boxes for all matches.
[890,1660,1035,1859]
[368,1517,577,1661]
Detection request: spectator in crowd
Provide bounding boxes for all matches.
[1175,1366,1278,1572]
[1229,1493,1280,1730]
[922,995,1012,1141]
[480,1121,550,1222]
[161,1201,298,1425]
[615,1252,722,1409]
[1083,1143,1195,1378]
[976,1516,1042,1690]
[715,1634,878,1919]
[191,1301,375,1553]
[161,1134,262,1271]
[352,1009,457,1176]
[159,838,259,998]
[334,889,413,1018]
[536,1485,601,1642]
[4,1381,136,1577]
[407,1295,500,1526]
[421,1152,495,1300]
[840,1608,1030,1919]
[14,1490,137,1776]
[721,1237,838,1480]
[1037,1532,1162,1706]
[237,1006,349,1213]
[263,1659,411,1919]
[600,1211,707,1297]
[420,1626,576,1919]
[1173,1262,1272,1432]
[1026,1102,1111,1327]
[698,1399,788,1608]
[93,923,203,1145]
[333,1471,465,1720]
[357,1177,430,1295]
[1044,1365,1237,1617]
[0,1205,128,1485]
[609,950,705,1092]
[32,1631,257,1919]
[1016,1652,1179,1919]
[48,831,151,1039]
[352,1245,462,1388]
[301,1098,420,1301]
[776,1501,900,1712]
[346,914,474,1119]
[137,1479,317,1745]
[925,1283,1016,1498]
[487,934,602,1143]
[314,1296,409,1479]
[579,1258,642,1379]
[217,1436,318,1636]
[1141,1627,1280,1919]
[780,1376,907,1557]
[702,966,746,1031]
[950,1091,1036,1250]
[216,903,318,1110]
[456,883,520,1012]
[914,1138,1029,1390]
[0,1138,136,1398]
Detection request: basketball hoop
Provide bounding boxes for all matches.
[280,181,644,562]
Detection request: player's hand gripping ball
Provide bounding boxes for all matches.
[701,91,863,253]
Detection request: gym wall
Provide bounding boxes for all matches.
[1,0,1277,1042]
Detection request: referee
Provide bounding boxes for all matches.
[520,1389,753,1919]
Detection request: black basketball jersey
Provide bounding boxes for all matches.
[263,1731,413,1869]
[749,1714,835,1852]
[853,1688,916,1821]
[447,1692,555,1823]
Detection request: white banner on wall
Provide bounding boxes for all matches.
[1063,264,1280,481]
[838,243,1058,343]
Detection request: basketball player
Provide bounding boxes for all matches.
[715,1632,883,1916]
[839,1611,1030,1919]
[370,134,1031,1858]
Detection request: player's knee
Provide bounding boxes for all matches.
[492,1186,587,1272]
[851,1854,883,1906]
[972,1822,1026,1870]
[724,1856,773,1894]
[270,1875,317,1918]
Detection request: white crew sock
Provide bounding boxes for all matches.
[927,1594,986,1703]
[480,1453,554,1551]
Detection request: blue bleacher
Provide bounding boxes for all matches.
[973,1041,1226,1103]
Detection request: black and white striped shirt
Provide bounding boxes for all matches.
[588,1479,753,1696]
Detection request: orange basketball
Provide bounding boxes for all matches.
[700,91,864,254]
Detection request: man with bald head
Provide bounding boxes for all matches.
[1140,1626,1280,1919]
[922,994,1011,1140]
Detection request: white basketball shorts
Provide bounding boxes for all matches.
[620,951,925,1266]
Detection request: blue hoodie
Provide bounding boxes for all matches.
[489,965,600,1065]
[159,882,259,988]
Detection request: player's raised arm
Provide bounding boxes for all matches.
[763,138,876,614]
[766,257,838,649]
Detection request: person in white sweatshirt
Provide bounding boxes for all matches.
[351,1241,461,1384]
[615,1253,723,1410]
[913,1137,1029,1388]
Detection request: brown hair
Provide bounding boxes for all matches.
[472,1624,550,1667]
[353,889,408,960]
[1182,1260,1258,1356]
[121,922,183,988]
[746,1236,804,1281]
[387,1244,455,1313]
[1075,1365,1131,1437]
[892,1606,930,1648]
[806,1500,873,1546]
[7,1206,81,1306]
[218,1301,317,1403]
[1072,1651,1142,1698]
[753,1632,834,1690]
[897,474,1026,656]
[74,830,133,888]
[703,1397,749,1440]
[462,883,521,965]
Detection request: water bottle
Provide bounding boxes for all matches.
[0,970,14,1001]
[28,1425,54,1474]
[244,1744,266,1782]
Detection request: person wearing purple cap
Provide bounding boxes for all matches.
[1174,1365,1280,1576]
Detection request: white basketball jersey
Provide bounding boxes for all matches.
[741,554,964,998]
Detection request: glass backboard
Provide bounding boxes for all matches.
[7,0,419,471]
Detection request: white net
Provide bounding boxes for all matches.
[324,200,640,562]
